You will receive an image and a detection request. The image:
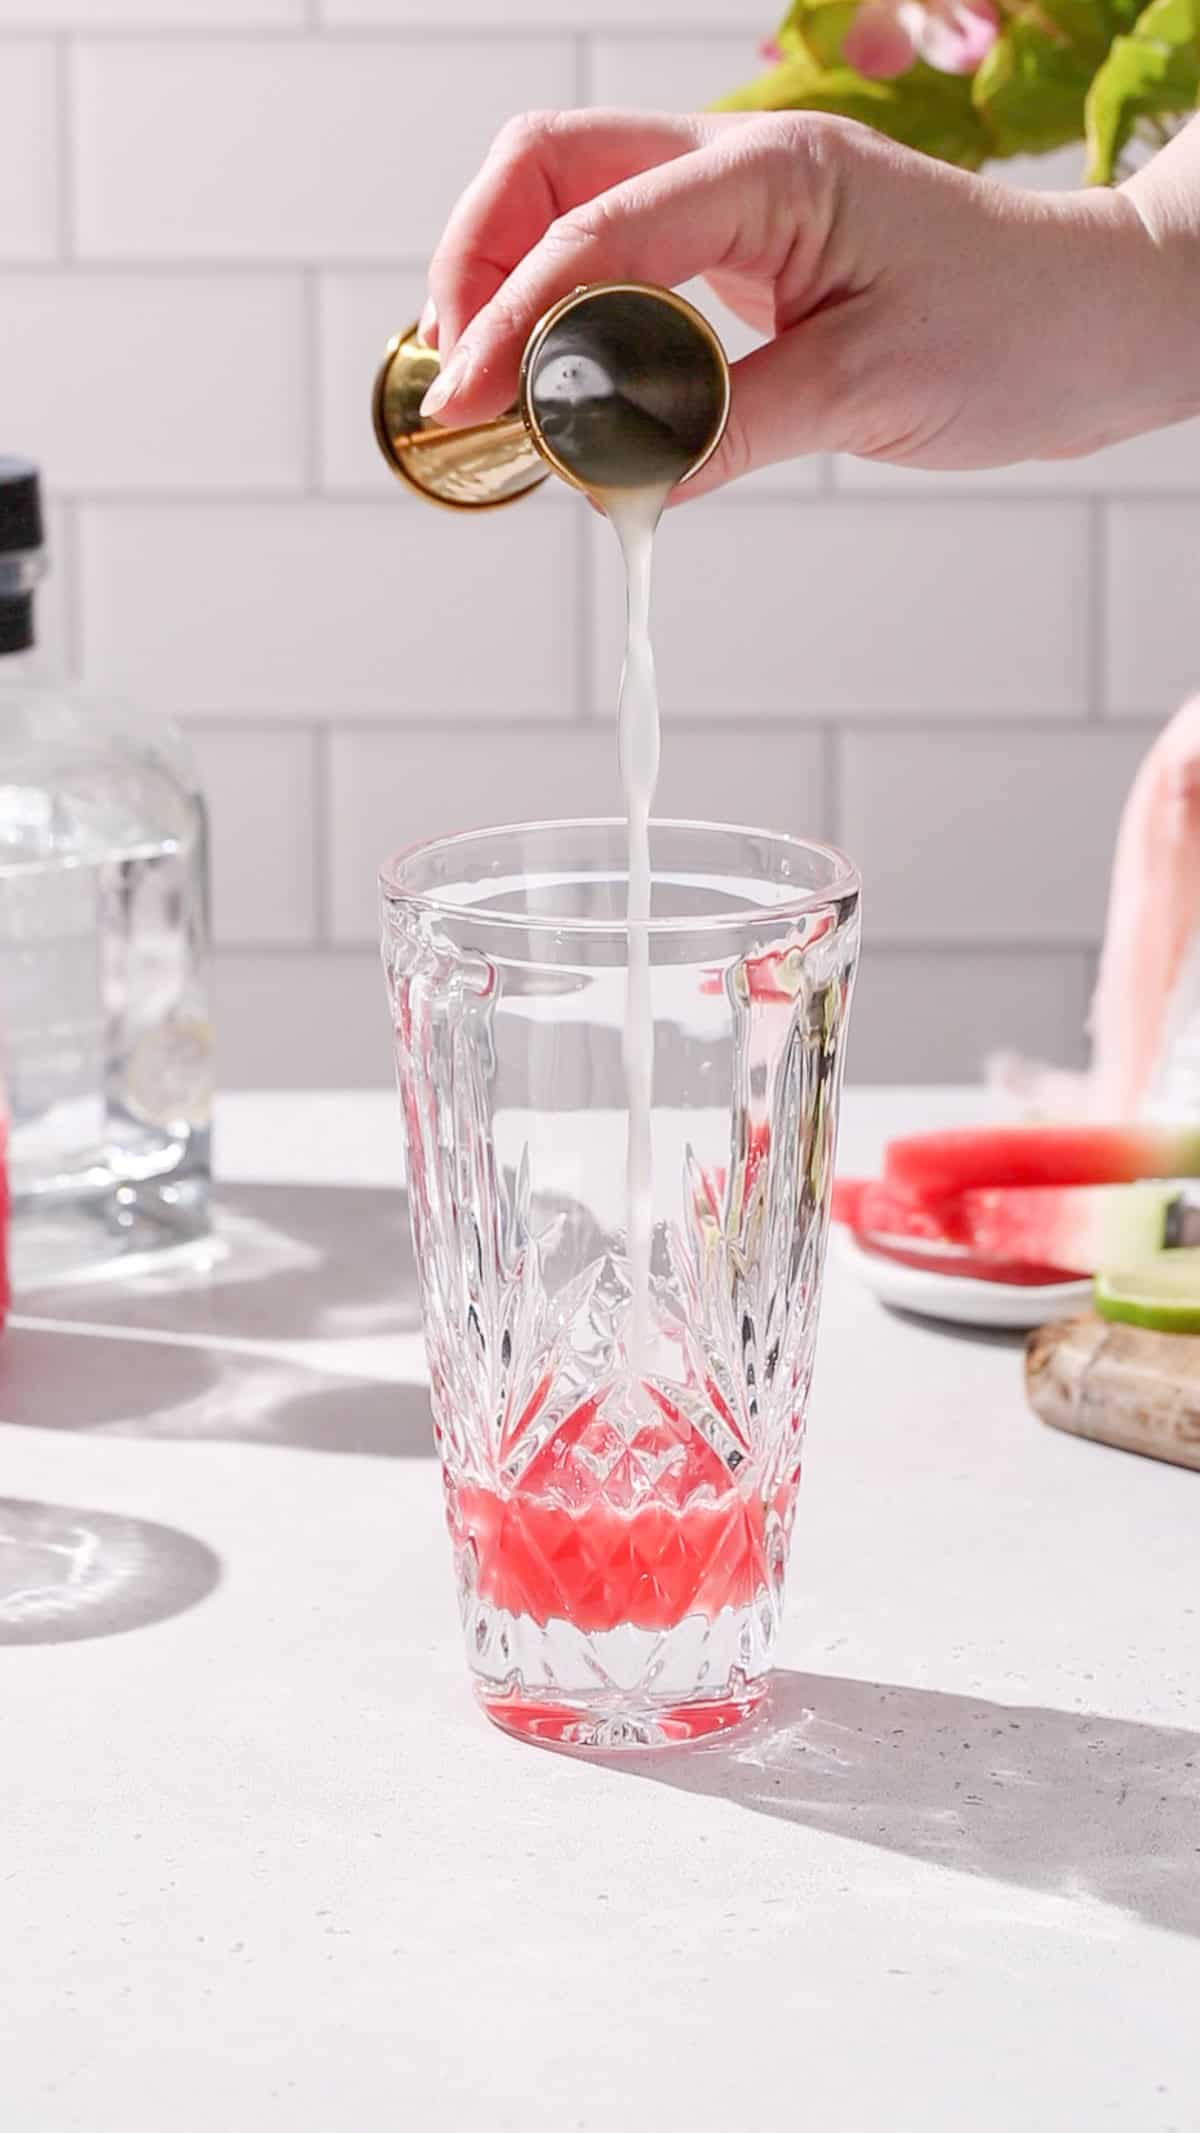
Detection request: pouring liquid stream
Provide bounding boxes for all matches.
[602,483,672,1397]
[490,298,727,1411]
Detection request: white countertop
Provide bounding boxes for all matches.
[2,1088,1197,2132]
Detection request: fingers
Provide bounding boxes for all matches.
[424,131,784,427]
[426,108,705,359]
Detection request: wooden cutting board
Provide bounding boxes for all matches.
[1025,1315,1200,1471]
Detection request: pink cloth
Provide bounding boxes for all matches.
[990,695,1200,1120]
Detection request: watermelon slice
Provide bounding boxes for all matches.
[833,1176,960,1242]
[831,1177,869,1228]
[884,1122,1200,1198]
[958,1181,1185,1273]
[835,1172,1191,1275]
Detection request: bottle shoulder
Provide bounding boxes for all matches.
[0,681,204,868]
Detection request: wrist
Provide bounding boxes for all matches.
[1121,126,1200,425]
[1050,179,1200,450]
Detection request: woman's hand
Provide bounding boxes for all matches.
[419,108,1198,499]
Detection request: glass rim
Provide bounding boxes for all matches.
[379,815,860,939]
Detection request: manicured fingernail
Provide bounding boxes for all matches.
[420,352,466,419]
[417,297,438,345]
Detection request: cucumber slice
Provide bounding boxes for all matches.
[1094,1247,1200,1333]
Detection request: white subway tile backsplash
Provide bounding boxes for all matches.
[990,146,1087,191]
[840,727,1147,945]
[0,45,58,261]
[592,500,1089,719]
[318,269,425,493]
[846,946,1091,1084]
[72,38,574,261]
[214,951,392,1088]
[835,418,1200,497]
[77,502,580,717]
[188,725,319,945]
[589,35,755,111]
[328,722,828,941]
[1105,502,1200,718]
[0,273,306,493]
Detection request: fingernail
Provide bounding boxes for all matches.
[420,352,466,419]
[417,297,438,346]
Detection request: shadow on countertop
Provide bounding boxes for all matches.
[629,1669,1200,1940]
[0,1495,220,1645]
[1,1183,434,1461]
[16,1182,422,1347]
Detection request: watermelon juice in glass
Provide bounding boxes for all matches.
[381,818,860,1749]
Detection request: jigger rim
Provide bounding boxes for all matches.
[517,280,732,496]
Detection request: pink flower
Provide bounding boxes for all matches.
[842,0,999,77]
[758,34,785,61]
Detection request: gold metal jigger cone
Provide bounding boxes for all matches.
[372,283,730,511]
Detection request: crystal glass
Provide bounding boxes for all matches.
[381,820,860,1750]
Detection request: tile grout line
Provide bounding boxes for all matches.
[0,22,601,46]
[822,723,840,846]
[0,24,748,42]
[57,498,82,681]
[311,720,332,946]
[53,36,76,263]
[1086,496,1106,721]
[302,267,323,495]
[572,26,591,105]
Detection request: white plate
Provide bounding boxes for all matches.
[835,1230,1093,1331]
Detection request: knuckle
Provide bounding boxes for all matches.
[490,108,559,163]
[543,201,607,254]
[558,186,627,243]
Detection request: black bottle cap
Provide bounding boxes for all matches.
[0,457,43,557]
[0,593,34,654]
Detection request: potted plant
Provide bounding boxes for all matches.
[720,0,1199,182]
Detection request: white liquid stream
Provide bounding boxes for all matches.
[605,484,670,1388]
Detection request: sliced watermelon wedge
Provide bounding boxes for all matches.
[835,1173,1188,1275]
[884,1122,1200,1198]
[958,1181,1181,1273]
[833,1177,963,1242]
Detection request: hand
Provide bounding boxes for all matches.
[420,108,1197,498]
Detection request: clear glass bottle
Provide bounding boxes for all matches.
[0,458,212,1286]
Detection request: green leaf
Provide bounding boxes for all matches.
[1034,0,1140,56]
[1132,0,1200,41]
[714,53,991,168]
[1031,0,1142,47]
[778,0,861,67]
[972,10,1094,156]
[1083,0,1200,179]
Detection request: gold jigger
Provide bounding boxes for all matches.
[372,282,730,511]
